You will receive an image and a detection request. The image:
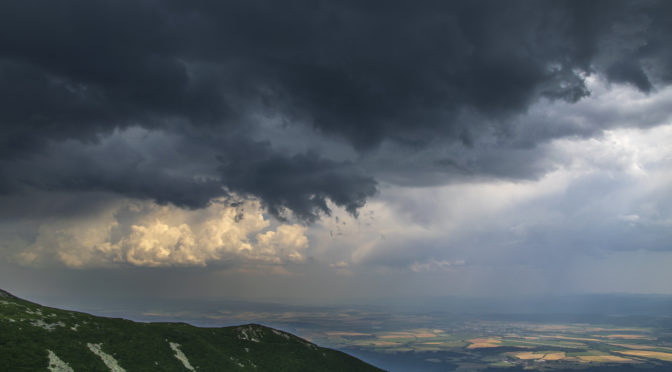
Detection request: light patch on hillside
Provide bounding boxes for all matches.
[87,343,126,372]
[272,329,291,340]
[47,350,74,372]
[0,300,25,309]
[168,342,195,371]
[31,319,65,331]
[238,326,262,342]
[25,308,43,316]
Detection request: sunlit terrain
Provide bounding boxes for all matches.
[67,295,672,371]
[309,320,672,370]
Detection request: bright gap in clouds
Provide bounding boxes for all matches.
[309,122,672,296]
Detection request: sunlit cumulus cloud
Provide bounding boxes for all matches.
[16,199,308,268]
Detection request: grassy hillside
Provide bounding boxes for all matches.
[0,289,383,372]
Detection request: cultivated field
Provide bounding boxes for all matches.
[305,317,672,371]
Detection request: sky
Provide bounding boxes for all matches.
[1,0,671,305]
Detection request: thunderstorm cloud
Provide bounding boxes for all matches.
[1,0,671,298]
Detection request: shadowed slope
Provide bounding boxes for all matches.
[0,289,383,371]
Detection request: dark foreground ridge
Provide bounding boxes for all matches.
[0,289,383,371]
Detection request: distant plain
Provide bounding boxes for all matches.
[39,294,672,371]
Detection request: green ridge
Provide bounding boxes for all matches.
[0,289,384,372]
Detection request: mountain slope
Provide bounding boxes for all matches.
[0,289,383,371]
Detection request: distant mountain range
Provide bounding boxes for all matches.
[0,289,383,371]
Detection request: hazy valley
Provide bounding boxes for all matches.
[13,292,672,371]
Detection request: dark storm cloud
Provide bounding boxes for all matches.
[0,128,377,220]
[605,61,653,92]
[0,131,223,209]
[219,141,376,222]
[1,0,671,219]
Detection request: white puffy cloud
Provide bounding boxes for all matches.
[410,259,465,273]
[17,198,309,268]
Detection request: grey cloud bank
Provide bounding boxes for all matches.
[0,0,671,300]
[2,0,672,215]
